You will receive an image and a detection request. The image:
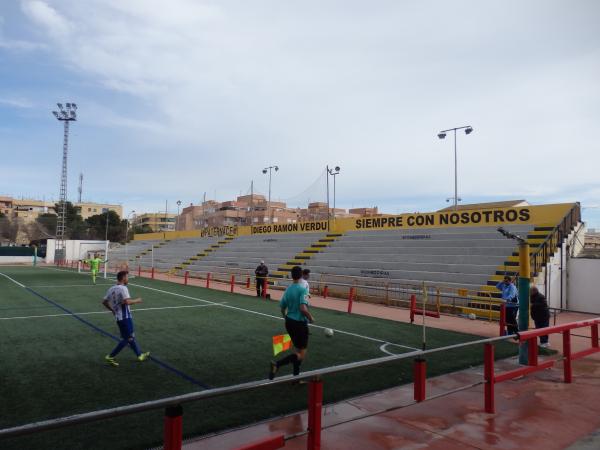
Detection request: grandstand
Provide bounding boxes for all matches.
[126,202,581,318]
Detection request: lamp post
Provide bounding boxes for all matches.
[326,166,341,220]
[437,125,473,210]
[262,165,279,224]
[176,200,182,230]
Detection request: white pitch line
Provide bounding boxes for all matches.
[129,282,420,351]
[0,303,224,320]
[0,272,26,287]
[27,284,113,288]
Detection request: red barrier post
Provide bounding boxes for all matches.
[413,358,426,402]
[484,343,495,413]
[563,330,572,383]
[163,405,183,450]
[323,286,328,300]
[409,294,416,323]
[263,278,269,299]
[184,271,189,286]
[151,267,155,280]
[347,287,355,314]
[527,337,538,366]
[234,435,285,450]
[246,276,251,289]
[592,324,599,348]
[307,379,323,450]
[230,275,235,293]
[499,303,506,336]
[138,265,141,277]
[206,272,211,289]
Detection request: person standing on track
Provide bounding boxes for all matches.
[530,286,551,347]
[82,253,106,285]
[255,260,269,297]
[496,275,519,334]
[102,271,150,366]
[269,266,314,379]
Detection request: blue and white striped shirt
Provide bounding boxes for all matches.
[104,285,133,321]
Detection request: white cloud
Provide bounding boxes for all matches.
[20,0,72,39]
[4,0,600,215]
[0,96,34,109]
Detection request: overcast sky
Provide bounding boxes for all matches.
[1,1,599,226]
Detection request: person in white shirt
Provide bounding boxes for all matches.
[299,268,311,297]
[102,271,150,366]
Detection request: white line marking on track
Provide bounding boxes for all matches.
[34,266,420,352]
[0,303,224,320]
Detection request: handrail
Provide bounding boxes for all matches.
[0,334,514,439]
[530,202,581,276]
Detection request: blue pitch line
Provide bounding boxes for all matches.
[24,286,212,390]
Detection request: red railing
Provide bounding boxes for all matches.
[484,317,600,413]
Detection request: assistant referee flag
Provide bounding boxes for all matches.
[272,334,292,356]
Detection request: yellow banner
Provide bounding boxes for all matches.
[134,203,575,240]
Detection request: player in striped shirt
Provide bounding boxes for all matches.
[102,271,150,366]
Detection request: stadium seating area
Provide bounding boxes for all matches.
[183,233,328,277]
[306,226,535,292]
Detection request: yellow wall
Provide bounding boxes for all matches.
[134,203,576,241]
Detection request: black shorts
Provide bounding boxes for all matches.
[285,317,309,350]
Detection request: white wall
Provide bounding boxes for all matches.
[46,239,108,263]
[0,256,36,264]
[568,258,600,313]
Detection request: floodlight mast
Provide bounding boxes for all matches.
[437,125,473,211]
[52,102,77,263]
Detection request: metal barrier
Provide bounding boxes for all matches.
[484,317,600,413]
[0,334,516,449]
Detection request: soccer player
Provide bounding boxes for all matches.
[102,271,150,366]
[269,266,314,379]
[82,253,106,284]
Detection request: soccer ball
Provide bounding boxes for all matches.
[324,328,334,338]
[468,313,476,320]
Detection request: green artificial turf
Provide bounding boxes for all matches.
[0,266,518,449]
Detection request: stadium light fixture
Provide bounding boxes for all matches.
[437,125,473,211]
[327,165,341,221]
[262,165,279,224]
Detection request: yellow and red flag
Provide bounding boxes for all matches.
[272,334,292,356]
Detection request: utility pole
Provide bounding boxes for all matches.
[52,102,77,262]
[250,180,254,226]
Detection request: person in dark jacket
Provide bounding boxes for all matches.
[530,286,550,347]
[255,260,269,297]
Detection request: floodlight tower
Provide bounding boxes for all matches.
[437,125,473,210]
[52,102,77,262]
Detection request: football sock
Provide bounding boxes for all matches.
[276,353,298,368]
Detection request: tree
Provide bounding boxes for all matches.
[86,211,127,242]
[0,216,19,243]
[35,202,86,239]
